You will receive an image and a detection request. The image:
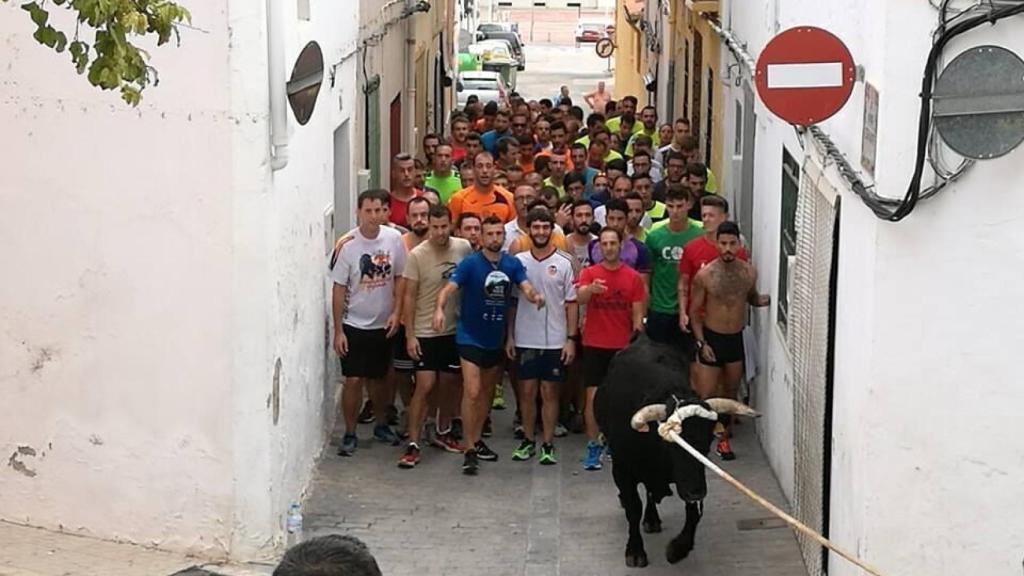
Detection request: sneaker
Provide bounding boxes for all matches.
[338,433,358,457]
[511,439,536,461]
[716,438,736,461]
[474,440,499,462]
[462,449,479,475]
[373,424,400,446]
[492,384,506,410]
[539,443,557,465]
[430,432,464,454]
[554,423,568,438]
[397,443,421,468]
[583,440,604,471]
[451,418,464,440]
[482,416,493,438]
[513,423,525,440]
[357,401,375,424]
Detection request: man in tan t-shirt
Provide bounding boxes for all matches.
[398,204,474,468]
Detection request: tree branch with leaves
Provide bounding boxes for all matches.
[5,0,191,105]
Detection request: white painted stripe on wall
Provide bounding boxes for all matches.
[766,62,843,89]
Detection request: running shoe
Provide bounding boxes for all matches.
[538,443,557,465]
[462,449,479,475]
[373,424,400,446]
[583,440,604,471]
[397,443,421,468]
[511,439,536,461]
[338,433,358,457]
[357,400,375,424]
[482,416,493,438]
[430,432,464,454]
[474,440,499,462]
[451,418,463,440]
[492,383,506,410]
[554,423,568,438]
[716,438,736,461]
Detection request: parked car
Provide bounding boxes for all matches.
[469,40,519,89]
[457,71,509,107]
[575,22,609,43]
[477,29,526,71]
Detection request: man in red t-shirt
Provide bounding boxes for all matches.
[577,227,645,471]
[389,153,424,227]
[677,195,747,331]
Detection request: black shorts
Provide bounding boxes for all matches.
[340,325,392,379]
[393,326,415,372]
[583,346,620,388]
[516,348,566,382]
[415,335,461,373]
[699,327,745,367]
[646,310,694,351]
[457,344,504,369]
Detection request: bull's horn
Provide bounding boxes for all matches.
[706,398,761,418]
[631,404,667,432]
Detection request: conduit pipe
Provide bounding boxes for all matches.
[267,0,290,171]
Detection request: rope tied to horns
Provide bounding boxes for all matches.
[655,402,888,576]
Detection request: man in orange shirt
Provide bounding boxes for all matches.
[534,120,574,171]
[448,152,517,224]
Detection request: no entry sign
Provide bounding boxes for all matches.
[755,27,856,126]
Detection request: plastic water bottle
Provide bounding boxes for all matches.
[286,503,303,548]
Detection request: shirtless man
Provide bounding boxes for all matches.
[689,221,769,461]
[584,81,613,114]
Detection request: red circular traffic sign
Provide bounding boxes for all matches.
[755,27,856,126]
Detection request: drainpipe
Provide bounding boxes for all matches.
[406,10,417,155]
[267,0,289,171]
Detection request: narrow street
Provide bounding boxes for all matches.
[305,408,804,576]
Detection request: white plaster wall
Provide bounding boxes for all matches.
[1,0,359,560]
[0,2,236,555]
[724,0,1024,574]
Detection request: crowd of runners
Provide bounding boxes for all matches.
[328,88,768,476]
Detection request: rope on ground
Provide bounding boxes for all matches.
[660,426,887,576]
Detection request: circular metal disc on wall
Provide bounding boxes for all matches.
[287,41,325,126]
[596,38,615,59]
[933,45,1024,160]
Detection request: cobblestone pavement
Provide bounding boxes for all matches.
[304,396,808,576]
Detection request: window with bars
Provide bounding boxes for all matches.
[778,147,800,335]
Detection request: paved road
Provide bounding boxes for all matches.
[514,44,615,106]
[304,405,806,576]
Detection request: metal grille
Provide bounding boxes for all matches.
[788,160,838,576]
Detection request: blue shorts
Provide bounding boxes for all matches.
[516,348,566,383]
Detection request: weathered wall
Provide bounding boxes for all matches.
[721,0,1024,574]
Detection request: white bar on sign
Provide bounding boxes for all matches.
[766,62,843,89]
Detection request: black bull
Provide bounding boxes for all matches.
[594,334,718,568]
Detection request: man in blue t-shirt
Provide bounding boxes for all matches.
[435,215,544,475]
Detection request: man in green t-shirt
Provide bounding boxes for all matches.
[645,184,703,348]
[424,143,463,205]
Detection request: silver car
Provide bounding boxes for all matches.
[456,71,509,107]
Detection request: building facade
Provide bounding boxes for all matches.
[1,0,452,562]
[704,1,1024,575]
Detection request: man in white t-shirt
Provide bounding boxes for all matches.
[507,207,578,465]
[330,189,407,458]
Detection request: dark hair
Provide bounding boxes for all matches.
[570,142,588,153]
[624,191,643,204]
[665,151,687,165]
[598,226,623,242]
[619,113,636,127]
[539,186,560,201]
[495,109,511,120]
[680,135,700,152]
[427,203,451,221]
[631,149,650,162]
[408,196,431,211]
[640,105,657,116]
[606,158,628,173]
[664,184,692,204]
[571,198,593,214]
[466,132,482,143]
[604,198,628,217]
[481,215,504,228]
[539,98,553,108]
[570,106,584,121]
[496,136,518,157]
[483,101,499,115]
[559,97,573,107]
[633,133,652,148]
[357,188,389,209]
[562,171,585,190]
[527,199,549,212]
[685,163,708,179]
[451,115,470,126]
[457,211,482,228]
[717,221,741,238]
[507,164,524,175]
[604,100,618,114]
[586,113,606,128]
[622,95,639,106]
[701,195,729,213]
[674,117,691,127]
[526,206,555,227]
[549,120,567,133]
[422,132,440,144]
[273,534,382,576]
[630,172,652,186]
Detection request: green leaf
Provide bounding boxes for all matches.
[54,30,68,52]
[21,2,49,27]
